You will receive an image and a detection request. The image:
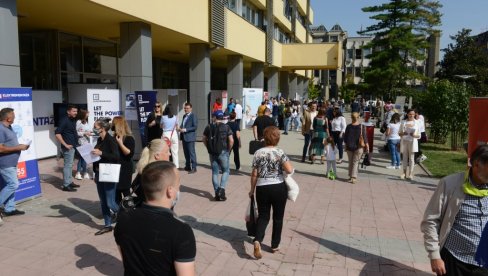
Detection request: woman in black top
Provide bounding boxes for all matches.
[343,112,368,184]
[226,112,241,171]
[112,116,135,204]
[145,101,163,145]
[92,118,120,235]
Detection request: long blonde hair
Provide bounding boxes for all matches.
[351,112,360,123]
[112,116,132,138]
[136,139,167,174]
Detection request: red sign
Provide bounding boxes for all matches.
[17,161,27,179]
[468,97,488,158]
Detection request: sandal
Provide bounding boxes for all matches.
[253,241,262,259]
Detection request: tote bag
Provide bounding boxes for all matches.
[285,174,299,202]
[98,163,121,183]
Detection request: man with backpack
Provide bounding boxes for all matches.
[203,110,234,201]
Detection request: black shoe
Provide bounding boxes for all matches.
[94,226,113,235]
[219,188,227,201]
[111,212,118,224]
[184,167,191,171]
[69,182,80,188]
[188,169,197,174]
[3,209,25,216]
[62,186,77,192]
[214,188,221,201]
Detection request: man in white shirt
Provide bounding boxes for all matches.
[234,99,243,127]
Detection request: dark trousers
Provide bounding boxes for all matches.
[332,131,344,159]
[253,182,287,249]
[229,142,240,170]
[441,247,488,276]
[302,132,312,161]
[182,141,197,169]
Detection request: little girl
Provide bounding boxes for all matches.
[324,136,338,179]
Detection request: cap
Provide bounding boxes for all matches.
[213,110,224,119]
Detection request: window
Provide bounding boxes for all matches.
[347,49,354,60]
[355,49,362,59]
[59,33,82,72]
[346,67,353,75]
[355,67,362,78]
[83,38,117,75]
[314,70,320,77]
[329,36,338,42]
[242,0,263,28]
[284,0,292,21]
[274,24,291,43]
[363,47,371,58]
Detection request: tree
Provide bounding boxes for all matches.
[359,0,442,97]
[307,80,321,100]
[437,29,488,96]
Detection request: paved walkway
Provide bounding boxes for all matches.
[0,116,440,275]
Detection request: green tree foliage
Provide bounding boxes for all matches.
[359,0,442,97]
[417,80,469,149]
[437,29,488,96]
[307,80,321,100]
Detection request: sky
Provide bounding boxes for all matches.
[310,0,488,54]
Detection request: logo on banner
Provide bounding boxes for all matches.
[93,94,100,101]
[17,161,27,179]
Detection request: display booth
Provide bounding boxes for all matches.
[32,90,62,159]
[243,88,263,129]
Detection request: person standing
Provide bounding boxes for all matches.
[249,126,294,259]
[55,104,79,192]
[212,97,223,113]
[161,104,179,168]
[310,108,329,164]
[385,113,401,169]
[0,108,29,218]
[234,99,243,127]
[227,112,241,171]
[421,144,488,276]
[112,116,135,205]
[324,137,338,180]
[301,102,317,163]
[343,112,368,184]
[114,161,196,276]
[253,108,275,141]
[330,107,346,164]
[415,109,427,163]
[203,111,234,201]
[91,118,120,235]
[399,109,420,180]
[145,101,163,146]
[75,109,92,180]
[227,98,236,114]
[179,103,198,173]
[257,101,267,117]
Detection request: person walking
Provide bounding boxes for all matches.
[55,104,79,192]
[330,107,346,164]
[203,111,233,201]
[227,112,241,171]
[301,102,317,162]
[145,101,163,146]
[421,144,488,276]
[385,113,401,169]
[399,109,420,180]
[324,136,338,180]
[234,99,243,127]
[75,109,92,180]
[282,103,292,135]
[253,108,275,141]
[91,118,120,235]
[112,116,135,205]
[0,108,29,219]
[343,112,368,184]
[179,103,198,173]
[310,108,329,164]
[161,104,179,168]
[249,126,294,259]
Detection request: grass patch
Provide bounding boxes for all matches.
[422,142,467,178]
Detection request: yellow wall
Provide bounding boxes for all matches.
[273,0,292,32]
[272,40,283,67]
[90,0,209,42]
[297,0,307,15]
[248,0,266,9]
[282,43,341,69]
[309,6,314,25]
[226,9,266,62]
[295,19,307,43]
[295,70,306,77]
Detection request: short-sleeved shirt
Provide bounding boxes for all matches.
[203,122,233,150]
[227,121,240,141]
[252,147,289,186]
[161,115,178,132]
[114,204,196,276]
[253,115,275,140]
[387,122,401,140]
[55,116,78,150]
[0,123,20,168]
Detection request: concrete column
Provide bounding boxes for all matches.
[250,62,264,88]
[0,0,20,86]
[119,22,153,158]
[267,67,279,97]
[279,71,289,99]
[297,77,305,100]
[189,43,211,139]
[289,73,297,100]
[227,55,243,101]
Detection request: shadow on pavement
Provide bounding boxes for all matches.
[68,197,104,219]
[180,184,214,201]
[49,203,100,230]
[39,173,64,190]
[181,215,253,260]
[75,244,123,275]
[295,230,432,276]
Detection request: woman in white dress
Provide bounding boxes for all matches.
[161,104,179,168]
[399,109,421,180]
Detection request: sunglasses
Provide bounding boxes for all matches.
[155,105,161,108]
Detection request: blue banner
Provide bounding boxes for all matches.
[135,91,157,147]
[0,88,42,202]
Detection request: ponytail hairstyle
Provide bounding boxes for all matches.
[136,139,166,174]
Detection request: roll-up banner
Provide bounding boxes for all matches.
[0,88,42,202]
[243,88,263,128]
[87,89,122,123]
[135,91,157,147]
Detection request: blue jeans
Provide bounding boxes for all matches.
[62,148,75,187]
[388,139,401,166]
[210,151,230,193]
[331,131,344,159]
[302,131,312,160]
[95,174,119,227]
[292,117,300,130]
[77,157,87,174]
[0,167,19,212]
[283,117,290,133]
[183,141,197,169]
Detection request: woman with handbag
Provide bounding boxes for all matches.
[161,104,179,168]
[91,118,120,235]
[112,116,135,204]
[249,126,294,259]
[399,109,421,180]
[343,112,369,184]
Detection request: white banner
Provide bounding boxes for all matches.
[243,88,263,128]
[32,90,63,159]
[87,89,122,123]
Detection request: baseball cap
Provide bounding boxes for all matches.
[213,110,224,119]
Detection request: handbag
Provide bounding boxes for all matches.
[285,174,299,202]
[163,124,176,148]
[249,140,264,155]
[359,126,366,148]
[245,196,258,237]
[98,163,121,183]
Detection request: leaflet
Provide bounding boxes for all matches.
[76,143,100,164]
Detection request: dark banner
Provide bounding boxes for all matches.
[135,91,157,147]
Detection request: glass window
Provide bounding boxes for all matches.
[347,49,354,59]
[355,49,362,59]
[355,67,362,78]
[83,38,117,75]
[363,47,372,57]
[59,33,82,72]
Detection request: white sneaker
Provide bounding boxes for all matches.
[75,172,82,180]
[395,166,401,170]
[0,216,3,226]
[386,165,396,169]
[83,173,91,179]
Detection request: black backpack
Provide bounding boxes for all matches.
[207,123,225,156]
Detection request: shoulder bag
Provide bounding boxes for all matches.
[163,123,176,148]
[285,173,299,202]
[98,163,121,183]
[359,125,366,148]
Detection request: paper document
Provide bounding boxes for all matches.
[76,143,100,164]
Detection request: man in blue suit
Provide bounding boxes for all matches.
[180,102,198,173]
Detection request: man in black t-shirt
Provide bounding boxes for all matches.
[114,161,196,276]
[55,104,79,192]
[252,108,275,141]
